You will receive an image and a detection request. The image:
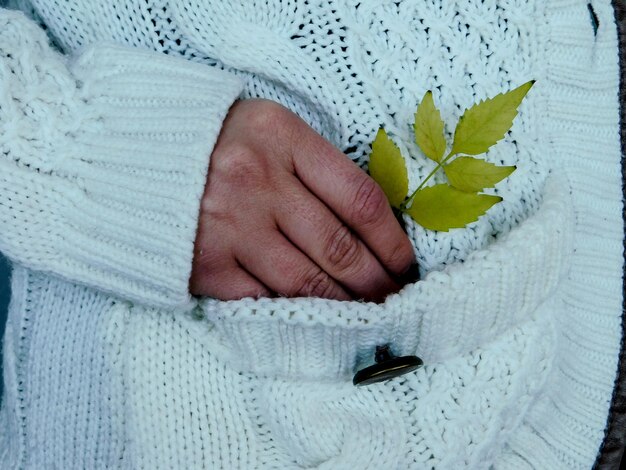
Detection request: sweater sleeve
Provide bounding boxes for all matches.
[0,9,245,310]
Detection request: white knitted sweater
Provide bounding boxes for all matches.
[0,0,623,468]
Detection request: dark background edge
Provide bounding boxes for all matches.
[0,255,8,400]
[594,1,626,469]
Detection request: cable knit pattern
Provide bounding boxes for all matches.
[0,1,622,469]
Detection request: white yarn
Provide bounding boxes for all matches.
[0,1,622,469]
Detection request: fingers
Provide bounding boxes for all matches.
[275,176,400,301]
[236,230,352,301]
[291,131,415,276]
[190,263,271,300]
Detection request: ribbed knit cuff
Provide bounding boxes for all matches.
[53,44,244,310]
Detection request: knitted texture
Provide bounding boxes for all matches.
[0,9,244,309]
[0,1,623,469]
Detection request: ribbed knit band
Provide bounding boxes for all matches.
[493,1,624,468]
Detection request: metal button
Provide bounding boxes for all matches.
[353,345,423,386]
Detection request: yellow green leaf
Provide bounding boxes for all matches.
[450,80,535,156]
[368,128,408,208]
[405,184,502,231]
[444,157,516,192]
[414,91,446,162]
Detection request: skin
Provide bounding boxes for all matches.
[189,99,415,302]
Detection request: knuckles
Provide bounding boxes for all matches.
[294,268,336,298]
[238,99,301,151]
[212,142,275,192]
[211,100,302,191]
[350,177,388,227]
[325,225,361,273]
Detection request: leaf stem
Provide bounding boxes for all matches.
[400,151,457,210]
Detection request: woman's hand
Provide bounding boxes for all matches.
[190,99,415,302]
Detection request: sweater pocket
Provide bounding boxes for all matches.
[193,173,574,382]
[113,174,573,468]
